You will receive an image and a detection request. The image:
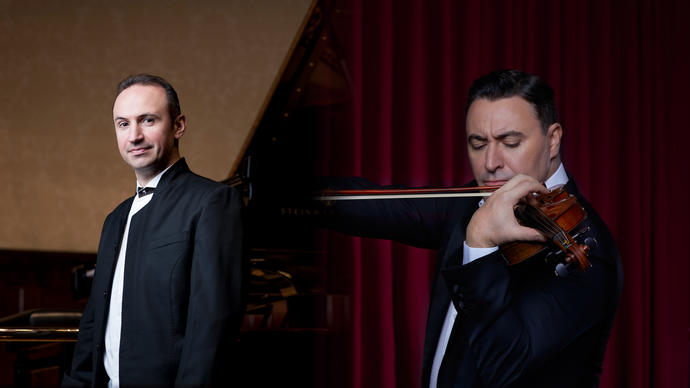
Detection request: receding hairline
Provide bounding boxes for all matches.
[114,74,182,123]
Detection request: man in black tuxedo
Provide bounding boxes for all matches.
[322,70,622,387]
[64,74,244,387]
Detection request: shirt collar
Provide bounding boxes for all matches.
[544,162,568,189]
[135,161,177,191]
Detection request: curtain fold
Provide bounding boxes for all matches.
[322,0,689,386]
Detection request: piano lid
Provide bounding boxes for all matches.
[226,0,351,198]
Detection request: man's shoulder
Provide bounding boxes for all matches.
[175,169,235,194]
[164,169,241,210]
[106,196,135,218]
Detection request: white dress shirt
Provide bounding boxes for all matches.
[429,163,569,388]
[103,165,173,388]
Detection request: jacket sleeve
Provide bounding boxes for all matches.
[62,294,96,387]
[441,222,621,387]
[63,209,123,388]
[174,185,244,387]
[318,177,471,249]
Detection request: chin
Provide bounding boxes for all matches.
[126,158,154,171]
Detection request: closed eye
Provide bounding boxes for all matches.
[470,142,486,150]
[498,132,524,148]
[468,135,487,150]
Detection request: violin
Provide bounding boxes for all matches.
[501,185,593,275]
[317,185,594,276]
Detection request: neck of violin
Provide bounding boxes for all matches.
[514,202,564,239]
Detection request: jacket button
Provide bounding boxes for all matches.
[95,344,101,351]
[103,290,108,299]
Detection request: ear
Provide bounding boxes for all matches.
[547,123,562,160]
[173,114,187,140]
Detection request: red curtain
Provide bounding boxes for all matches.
[321,0,690,387]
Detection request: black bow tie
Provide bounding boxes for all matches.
[136,187,156,198]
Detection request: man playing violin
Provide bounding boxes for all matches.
[322,69,623,387]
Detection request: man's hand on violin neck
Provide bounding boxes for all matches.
[465,174,549,248]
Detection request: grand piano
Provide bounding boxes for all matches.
[228,1,354,386]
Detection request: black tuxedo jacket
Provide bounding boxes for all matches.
[321,176,622,388]
[64,159,244,387]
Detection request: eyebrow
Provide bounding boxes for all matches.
[495,130,524,140]
[468,134,487,143]
[468,130,525,142]
[114,113,161,122]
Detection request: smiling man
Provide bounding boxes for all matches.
[321,69,622,387]
[64,74,244,387]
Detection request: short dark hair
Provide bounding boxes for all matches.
[466,69,558,133]
[116,74,181,122]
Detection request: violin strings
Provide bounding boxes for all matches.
[516,204,564,238]
[529,212,562,237]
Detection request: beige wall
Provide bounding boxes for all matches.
[0,0,312,253]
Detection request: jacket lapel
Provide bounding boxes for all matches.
[93,198,131,337]
[421,202,475,386]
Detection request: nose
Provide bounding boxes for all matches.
[127,124,144,143]
[484,143,504,172]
